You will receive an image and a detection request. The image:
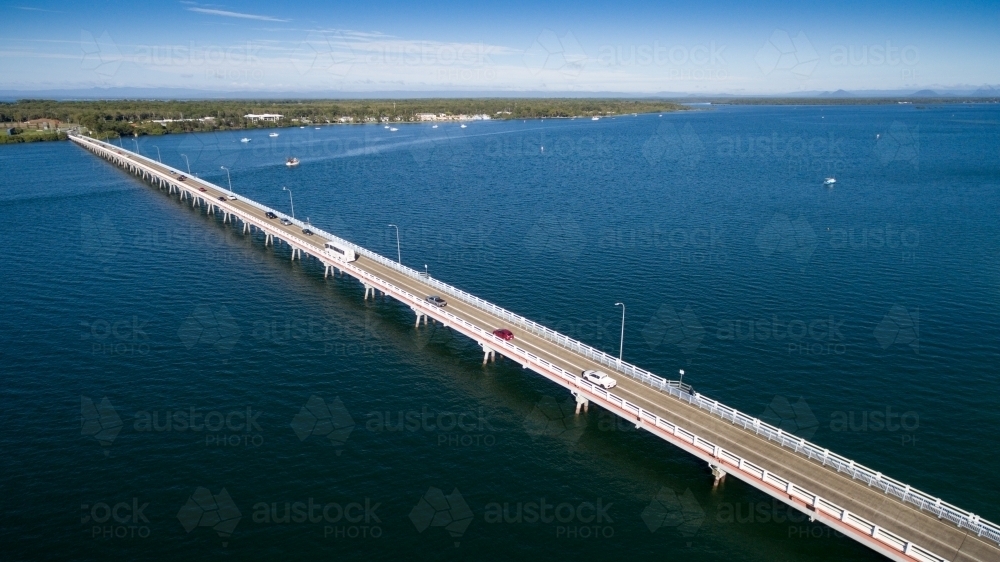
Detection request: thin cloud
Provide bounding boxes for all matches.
[186,7,289,22]
[14,6,65,13]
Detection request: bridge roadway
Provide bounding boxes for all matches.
[72,134,999,562]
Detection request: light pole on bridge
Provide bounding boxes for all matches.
[131,138,139,153]
[181,154,191,174]
[151,145,162,163]
[388,224,401,264]
[615,302,625,362]
[679,369,685,388]
[282,186,295,219]
[220,166,234,194]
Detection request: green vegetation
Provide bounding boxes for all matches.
[0,129,67,144]
[0,98,684,141]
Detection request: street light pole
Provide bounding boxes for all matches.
[679,369,685,388]
[424,264,428,277]
[132,138,139,153]
[152,145,162,163]
[220,166,233,192]
[388,224,401,264]
[615,302,625,361]
[181,154,191,174]
[283,186,295,219]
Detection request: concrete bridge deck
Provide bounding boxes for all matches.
[71,133,1000,562]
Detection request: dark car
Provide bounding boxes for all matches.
[265,212,277,219]
[426,295,446,307]
[218,196,226,201]
[302,229,314,236]
[199,187,207,192]
[493,328,514,341]
[177,175,187,181]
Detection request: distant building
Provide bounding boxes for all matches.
[23,118,60,130]
[415,113,438,121]
[244,113,283,123]
[338,116,353,123]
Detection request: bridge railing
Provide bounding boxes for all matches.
[73,134,1000,548]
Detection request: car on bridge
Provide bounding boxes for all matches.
[493,328,514,340]
[227,194,237,200]
[217,196,226,201]
[426,295,446,307]
[302,228,314,236]
[280,218,292,226]
[265,212,277,219]
[582,370,617,389]
[177,175,187,181]
[199,187,207,192]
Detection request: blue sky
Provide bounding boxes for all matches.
[1,0,998,94]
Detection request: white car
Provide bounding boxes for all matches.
[582,370,617,389]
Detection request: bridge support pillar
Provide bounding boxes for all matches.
[243,221,249,234]
[364,283,375,300]
[572,391,589,414]
[710,464,727,487]
[481,343,497,365]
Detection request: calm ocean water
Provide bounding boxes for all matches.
[2,104,998,561]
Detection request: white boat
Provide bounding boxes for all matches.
[286,157,300,167]
[591,116,600,121]
[384,125,390,129]
[240,137,251,143]
[460,124,467,128]
[389,127,398,132]
[300,126,305,129]
[432,125,438,128]
[269,132,279,137]
[824,177,837,186]
[315,127,321,130]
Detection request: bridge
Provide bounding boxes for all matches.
[71,133,1000,562]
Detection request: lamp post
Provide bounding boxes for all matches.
[615,302,625,361]
[282,186,295,219]
[181,154,191,174]
[220,166,233,192]
[151,145,162,163]
[388,224,401,263]
[131,138,139,153]
[679,369,685,388]
[424,264,428,277]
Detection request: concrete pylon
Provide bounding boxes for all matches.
[572,391,589,414]
[710,464,727,487]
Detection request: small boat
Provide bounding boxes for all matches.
[389,127,398,132]
[591,116,600,121]
[286,157,300,167]
[269,132,279,137]
[824,177,836,186]
[315,127,321,130]
[240,137,251,143]
[460,124,467,128]
[384,125,390,129]
[300,126,305,129]
[432,125,438,129]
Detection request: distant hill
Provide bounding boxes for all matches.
[910,89,943,97]
[827,89,853,98]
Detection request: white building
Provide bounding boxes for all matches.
[244,113,283,122]
[415,113,438,121]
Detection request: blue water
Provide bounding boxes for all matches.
[2,104,999,561]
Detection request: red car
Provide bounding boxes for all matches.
[493,329,514,341]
